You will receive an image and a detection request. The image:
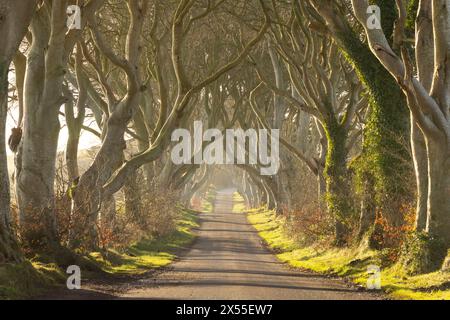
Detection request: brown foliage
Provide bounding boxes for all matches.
[284,203,335,247]
[370,202,416,261]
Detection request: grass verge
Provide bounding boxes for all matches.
[0,205,202,299]
[0,261,65,299]
[247,207,450,300]
[88,206,199,275]
[232,192,246,213]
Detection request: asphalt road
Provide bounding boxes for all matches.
[120,189,379,300]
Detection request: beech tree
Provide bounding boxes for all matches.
[0,0,36,262]
[248,1,367,243]
[351,0,450,265]
[304,0,413,242]
[14,0,103,249]
[68,0,270,248]
[2,0,449,283]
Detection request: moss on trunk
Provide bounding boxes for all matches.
[323,120,352,245]
[335,20,412,239]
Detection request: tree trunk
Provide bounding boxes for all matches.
[99,193,116,244]
[277,156,292,212]
[15,2,70,249]
[324,123,351,245]
[316,124,327,204]
[313,1,411,235]
[70,111,129,249]
[16,113,60,247]
[0,63,22,263]
[66,132,81,181]
[0,0,37,261]
[426,138,450,248]
[65,47,87,183]
[124,170,142,219]
[264,182,277,211]
[0,63,10,227]
[157,154,175,187]
[131,109,153,185]
[411,120,428,231]
[317,172,326,204]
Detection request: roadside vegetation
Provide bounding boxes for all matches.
[0,202,204,299]
[1,0,450,301]
[232,193,246,214]
[247,207,450,300]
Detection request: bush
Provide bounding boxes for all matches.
[103,182,181,250]
[369,202,416,258]
[285,203,335,246]
[400,231,448,275]
[19,160,183,254]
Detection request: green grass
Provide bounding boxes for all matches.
[232,193,246,213]
[0,205,202,299]
[247,208,450,300]
[201,197,214,214]
[88,207,199,275]
[0,260,65,299]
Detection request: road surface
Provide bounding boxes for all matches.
[120,189,379,300]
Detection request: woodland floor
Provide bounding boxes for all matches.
[35,189,382,300]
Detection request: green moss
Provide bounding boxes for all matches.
[0,261,64,299]
[372,0,398,46]
[248,208,450,300]
[323,120,354,243]
[335,15,412,233]
[399,232,448,275]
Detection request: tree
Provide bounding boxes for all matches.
[64,44,87,183]
[251,1,367,243]
[15,0,103,249]
[351,0,450,266]
[306,0,412,242]
[68,0,270,249]
[0,0,37,262]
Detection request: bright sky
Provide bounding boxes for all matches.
[5,67,102,157]
[5,105,101,156]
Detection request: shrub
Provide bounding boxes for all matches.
[102,182,181,250]
[370,202,416,255]
[400,231,448,275]
[285,203,335,246]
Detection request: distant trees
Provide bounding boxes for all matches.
[0,0,448,273]
[76,0,268,249]
[250,1,367,244]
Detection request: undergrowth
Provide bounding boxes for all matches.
[247,207,450,300]
[0,203,204,299]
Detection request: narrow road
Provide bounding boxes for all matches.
[121,189,379,300]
